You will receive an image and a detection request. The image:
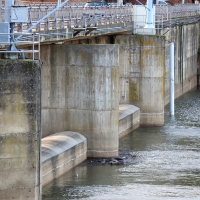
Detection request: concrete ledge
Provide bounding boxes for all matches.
[119,104,140,139]
[41,131,87,186]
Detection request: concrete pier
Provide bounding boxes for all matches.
[0,60,41,200]
[41,44,119,158]
[116,35,165,126]
[41,104,139,186]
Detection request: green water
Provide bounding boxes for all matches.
[43,89,200,200]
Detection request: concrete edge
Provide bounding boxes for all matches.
[41,131,87,186]
[119,104,140,138]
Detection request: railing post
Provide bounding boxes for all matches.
[33,33,35,60]
[38,33,40,60]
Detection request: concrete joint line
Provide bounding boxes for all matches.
[120,121,140,132]
[42,151,87,177]
[165,78,174,81]
[87,150,118,153]
[141,112,164,115]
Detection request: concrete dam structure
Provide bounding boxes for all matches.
[0,17,199,200]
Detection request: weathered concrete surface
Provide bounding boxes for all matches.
[163,23,199,104]
[0,60,41,200]
[119,104,140,139]
[116,35,165,126]
[41,44,119,158]
[41,131,87,186]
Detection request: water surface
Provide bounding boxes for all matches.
[43,89,200,200]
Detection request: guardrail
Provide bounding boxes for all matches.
[0,33,40,60]
[1,4,134,33]
[1,3,200,37]
[156,3,200,20]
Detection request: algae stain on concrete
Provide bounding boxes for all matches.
[80,51,85,63]
[129,54,132,65]
[129,79,139,102]
[0,93,29,134]
[159,77,165,99]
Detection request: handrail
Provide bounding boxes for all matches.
[0,33,40,60]
[15,0,70,41]
[1,4,200,41]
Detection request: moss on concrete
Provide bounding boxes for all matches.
[129,79,139,102]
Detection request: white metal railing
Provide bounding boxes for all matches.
[1,3,200,37]
[155,3,200,20]
[1,4,134,32]
[0,33,40,60]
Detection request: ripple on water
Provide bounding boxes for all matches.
[42,89,200,200]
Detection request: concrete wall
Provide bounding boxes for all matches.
[0,60,41,200]
[163,23,199,104]
[116,22,199,125]
[116,35,165,126]
[41,44,119,158]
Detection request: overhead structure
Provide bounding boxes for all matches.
[15,0,70,41]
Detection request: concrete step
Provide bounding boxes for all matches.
[119,104,140,138]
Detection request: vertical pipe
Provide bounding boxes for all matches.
[5,0,12,23]
[37,57,42,200]
[10,0,15,43]
[58,0,61,6]
[144,0,154,28]
[170,42,175,116]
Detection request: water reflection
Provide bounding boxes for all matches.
[43,89,200,200]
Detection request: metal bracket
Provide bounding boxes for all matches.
[73,28,86,37]
[85,27,97,35]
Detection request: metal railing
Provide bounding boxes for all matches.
[155,3,200,20]
[0,33,40,60]
[1,4,134,33]
[1,3,200,38]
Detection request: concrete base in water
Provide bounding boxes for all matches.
[119,104,140,139]
[41,131,87,186]
[41,105,139,186]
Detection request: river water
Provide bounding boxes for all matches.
[42,89,200,200]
